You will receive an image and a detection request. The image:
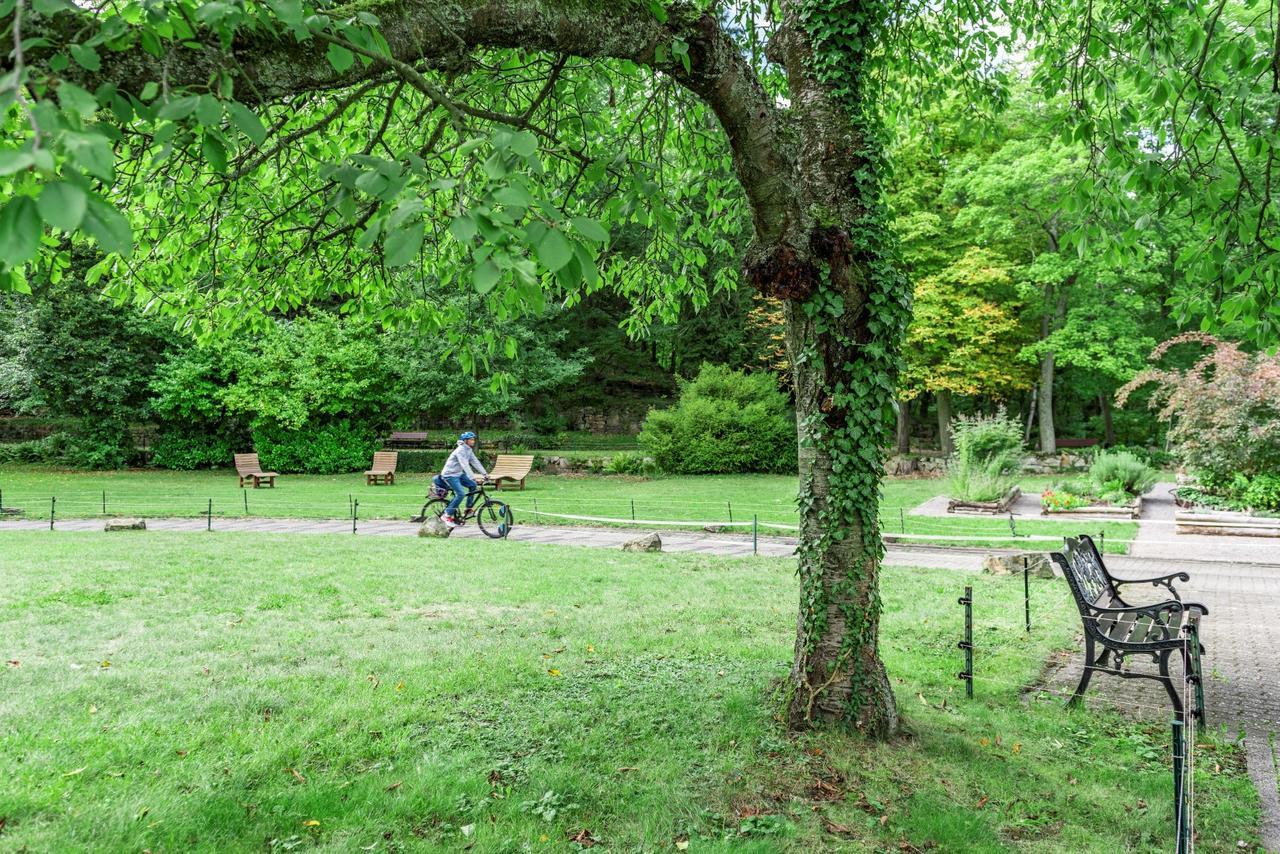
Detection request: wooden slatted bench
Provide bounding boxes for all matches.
[1050,535,1207,722]
[488,454,534,490]
[365,451,398,486]
[234,453,279,489]
[386,431,430,449]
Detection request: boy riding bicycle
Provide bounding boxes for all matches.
[434,431,488,528]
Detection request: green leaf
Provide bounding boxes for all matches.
[536,228,572,272]
[36,181,88,231]
[326,42,355,73]
[449,215,477,245]
[493,184,533,208]
[195,95,223,126]
[202,133,228,173]
[0,150,34,176]
[157,95,200,121]
[0,196,41,267]
[384,225,423,267]
[57,82,98,118]
[64,132,114,181]
[509,131,537,158]
[474,259,501,293]
[68,43,100,71]
[571,216,609,244]
[81,195,133,257]
[139,81,159,102]
[227,102,267,145]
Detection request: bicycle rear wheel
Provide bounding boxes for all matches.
[413,498,449,523]
[476,500,513,539]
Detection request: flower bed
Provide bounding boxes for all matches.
[1040,491,1142,519]
[947,485,1021,515]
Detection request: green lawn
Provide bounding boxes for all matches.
[0,533,1258,851]
[0,466,1138,552]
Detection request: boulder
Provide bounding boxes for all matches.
[104,518,146,531]
[982,552,1054,579]
[418,517,453,538]
[702,524,727,534]
[621,532,662,553]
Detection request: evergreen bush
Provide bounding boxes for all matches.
[638,364,794,474]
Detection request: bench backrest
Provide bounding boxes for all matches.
[370,451,398,471]
[490,454,534,477]
[388,431,430,441]
[1051,536,1116,609]
[234,453,262,474]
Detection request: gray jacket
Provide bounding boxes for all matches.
[441,441,487,478]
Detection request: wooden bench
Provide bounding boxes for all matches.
[234,453,279,489]
[1050,535,1206,722]
[386,431,430,449]
[488,454,534,490]
[365,451,398,486]
[1055,438,1099,448]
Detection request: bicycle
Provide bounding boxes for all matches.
[412,477,514,539]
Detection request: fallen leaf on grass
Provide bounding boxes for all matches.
[822,818,854,835]
[567,827,598,847]
[287,768,306,784]
[100,660,111,669]
[547,668,562,677]
[975,795,989,809]
[385,781,402,792]
[62,767,86,777]
[5,660,18,667]
[175,750,187,757]
[675,841,690,851]
[88,705,97,715]
[395,681,404,692]
[1011,742,1021,754]
[367,674,380,689]
[586,645,595,653]
[545,646,566,655]
[616,767,638,773]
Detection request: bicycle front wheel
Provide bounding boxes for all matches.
[476,500,513,539]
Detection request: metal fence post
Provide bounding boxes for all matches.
[752,514,758,555]
[957,585,973,698]
[243,490,249,515]
[631,499,635,521]
[352,499,358,534]
[207,499,213,531]
[1173,717,1188,854]
[533,498,539,521]
[727,501,733,524]
[1100,528,1106,555]
[50,496,56,530]
[1023,556,1031,633]
[102,490,106,516]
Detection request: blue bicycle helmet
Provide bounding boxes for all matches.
[459,431,477,441]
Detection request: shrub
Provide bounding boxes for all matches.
[1242,474,1280,513]
[947,410,1023,501]
[252,422,382,474]
[1088,450,1157,500]
[638,364,794,474]
[1119,333,1280,484]
[604,451,656,476]
[151,430,242,470]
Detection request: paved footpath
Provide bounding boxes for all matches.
[4,498,1278,847]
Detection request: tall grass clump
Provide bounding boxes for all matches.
[948,410,1024,502]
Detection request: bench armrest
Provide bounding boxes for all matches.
[1112,571,1190,600]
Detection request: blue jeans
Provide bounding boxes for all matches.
[444,473,477,517]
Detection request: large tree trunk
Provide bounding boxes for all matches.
[936,389,955,456]
[895,398,911,454]
[1037,341,1056,453]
